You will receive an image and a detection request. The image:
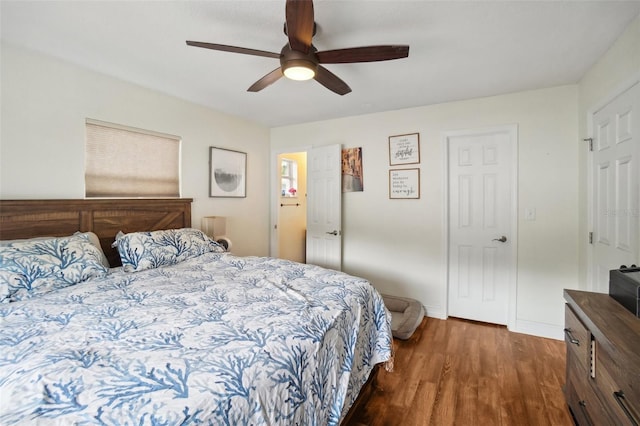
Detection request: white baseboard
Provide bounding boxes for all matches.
[511,319,564,340]
[424,304,447,320]
[420,307,564,340]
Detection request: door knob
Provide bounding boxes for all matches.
[326,230,339,236]
[492,236,507,243]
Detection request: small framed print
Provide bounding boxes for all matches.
[389,168,420,199]
[342,147,364,192]
[389,133,420,166]
[209,147,246,198]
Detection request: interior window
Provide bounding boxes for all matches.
[281,158,298,197]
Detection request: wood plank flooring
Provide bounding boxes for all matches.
[344,317,574,426]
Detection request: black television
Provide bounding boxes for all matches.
[609,266,640,317]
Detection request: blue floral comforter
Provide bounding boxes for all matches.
[0,252,393,425]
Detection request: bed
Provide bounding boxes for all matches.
[0,199,393,425]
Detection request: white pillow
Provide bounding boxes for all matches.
[1,232,111,268]
[114,228,225,273]
[0,233,109,301]
[75,232,110,268]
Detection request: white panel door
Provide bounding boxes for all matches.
[306,144,342,271]
[447,126,516,325]
[591,82,640,292]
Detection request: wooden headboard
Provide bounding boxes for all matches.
[0,198,192,267]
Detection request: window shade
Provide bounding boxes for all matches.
[85,119,181,198]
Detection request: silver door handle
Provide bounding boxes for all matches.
[492,236,507,243]
[326,230,339,236]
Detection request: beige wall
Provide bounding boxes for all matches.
[272,85,579,339]
[577,15,640,287]
[0,42,271,257]
[269,15,640,340]
[2,15,637,340]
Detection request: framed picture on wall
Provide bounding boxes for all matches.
[389,168,420,199]
[342,147,364,192]
[209,147,246,197]
[389,132,420,166]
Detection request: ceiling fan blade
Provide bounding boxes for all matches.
[247,68,284,92]
[186,41,280,59]
[285,0,314,53]
[314,66,351,96]
[317,45,409,64]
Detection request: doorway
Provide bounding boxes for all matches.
[444,125,518,326]
[271,145,343,270]
[276,151,307,263]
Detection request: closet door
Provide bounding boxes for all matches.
[446,126,517,325]
[590,82,640,292]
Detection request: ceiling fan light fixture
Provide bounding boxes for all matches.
[282,60,316,81]
[187,0,409,94]
[284,65,315,81]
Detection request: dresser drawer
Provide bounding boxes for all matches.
[565,379,592,426]
[566,352,612,426]
[564,290,640,426]
[565,304,590,374]
[594,347,640,425]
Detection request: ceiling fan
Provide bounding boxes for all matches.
[186,0,409,95]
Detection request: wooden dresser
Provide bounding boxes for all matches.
[564,289,640,425]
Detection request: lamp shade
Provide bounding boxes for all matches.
[201,216,226,239]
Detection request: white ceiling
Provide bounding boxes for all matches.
[2,1,639,128]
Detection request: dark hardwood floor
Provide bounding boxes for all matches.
[344,317,574,426]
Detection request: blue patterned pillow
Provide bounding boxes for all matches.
[0,233,109,301]
[114,228,225,273]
